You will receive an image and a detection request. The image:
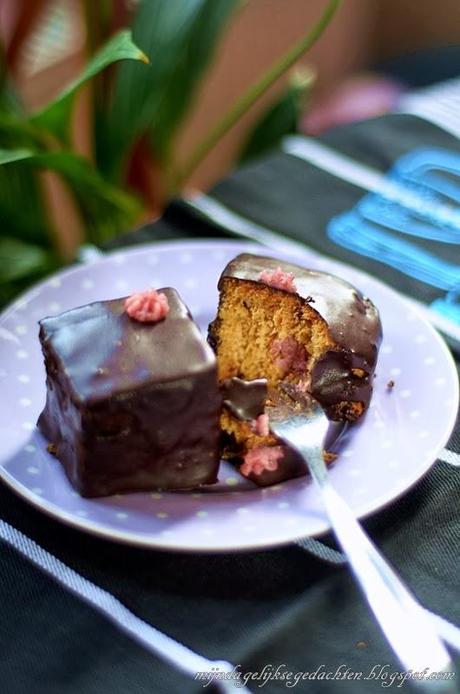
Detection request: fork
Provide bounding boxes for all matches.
[267,392,456,690]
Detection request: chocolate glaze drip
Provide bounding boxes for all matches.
[218,253,382,419]
[221,377,268,420]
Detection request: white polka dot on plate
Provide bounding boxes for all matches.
[19,398,32,407]
[388,460,399,469]
[81,279,94,290]
[381,440,393,449]
[184,278,198,289]
[237,507,249,515]
[18,374,30,384]
[49,277,61,288]
[347,468,361,476]
[424,356,436,366]
[48,302,61,313]
[400,389,411,398]
[390,367,401,376]
[414,334,426,344]
[112,255,125,266]
[435,377,446,386]
[212,250,226,261]
[410,410,421,419]
[24,444,36,453]
[27,466,39,475]
[151,492,163,500]
[0,368,7,378]
[156,512,168,519]
[277,501,290,509]
[419,430,429,439]
[381,345,393,354]
[115,512,128,520]
[15,325,27,336]
[225,477,239,486]
[116,279,129,291]
[76,510,88,517]
[196,511,208,518]
[179,252,192,264]
[32,487,43,495]
[342,449,354,458]
[147,255,159,266]
[16,350,28,359]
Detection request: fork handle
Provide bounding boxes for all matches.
[317,480,454,690]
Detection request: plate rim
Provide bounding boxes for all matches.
[0,238,458,553]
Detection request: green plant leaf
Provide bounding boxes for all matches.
[99,0,239,179]
[0,237,54,283]
[30,29,148,143]
[0,148,142,245]
[239,67,315,164]
[177,0,341,189]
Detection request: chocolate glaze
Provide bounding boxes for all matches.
[217,253,382,421]
[221,377,268,420]
[38,288,222,497]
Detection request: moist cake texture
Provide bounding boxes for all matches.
[209,253,382,485]
[38,288,221,497]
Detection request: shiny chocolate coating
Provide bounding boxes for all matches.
[38,289,221,497]
[218,254,382,420]
[221,377,268,420]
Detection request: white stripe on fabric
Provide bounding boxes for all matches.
[399,77,460,139]
[439,449,460,467]
[189,194,460,345]
[0,520,250,693]
[187,194,310,258]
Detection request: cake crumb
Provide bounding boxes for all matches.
[355,640,368,649]
[386,379,395,390]
[47,443,57,456]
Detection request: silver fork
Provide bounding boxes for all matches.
[267,393,456,690]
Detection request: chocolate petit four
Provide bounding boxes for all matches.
[38,288,221,497]
[209,253,382,486]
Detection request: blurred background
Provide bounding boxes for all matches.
[0,0,459,304]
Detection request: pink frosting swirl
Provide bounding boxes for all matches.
[240,445,284,476]
[125,289,169,323]
[259,267,297,293]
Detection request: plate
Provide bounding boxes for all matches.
[0,240,458,552]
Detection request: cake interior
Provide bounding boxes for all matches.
[214,279,333,385]
[211,277,337,455]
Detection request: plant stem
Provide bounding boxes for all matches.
[175,0,341,191]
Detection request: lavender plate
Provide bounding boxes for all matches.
[0,240,458,552]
